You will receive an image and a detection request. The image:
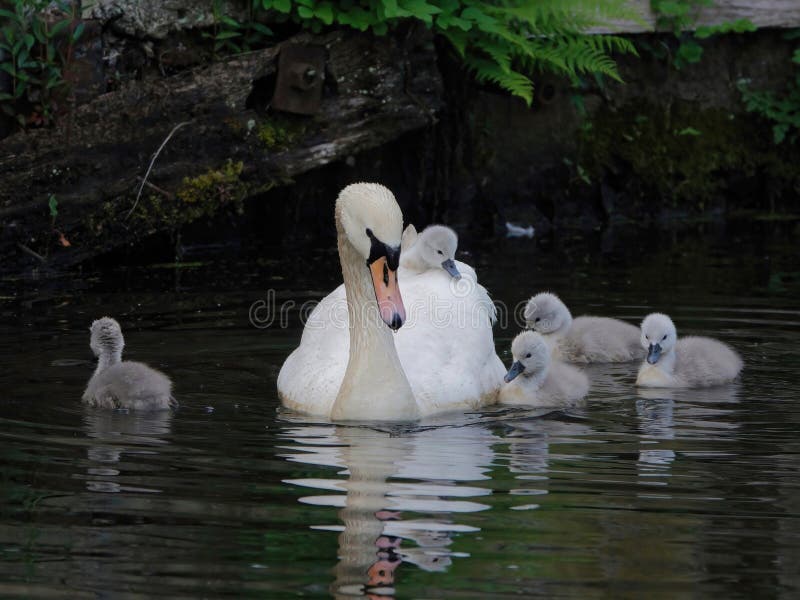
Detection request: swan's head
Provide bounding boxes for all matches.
[416,225,461,279]
[89,316,124,357]
[336,183,406,330]
[524,292,572,334]
[640,313,676,365]
[505,331,550,383]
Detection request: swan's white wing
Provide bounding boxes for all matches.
[395,268,504,415]
[277,284,349,416]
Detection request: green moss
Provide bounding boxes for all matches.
[82,159,275,241]
[176,159,244,204]
[255,115,304,148]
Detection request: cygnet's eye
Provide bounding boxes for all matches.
[437,250,443,255]
[525,353,532,358]
[662,334,667,341]
[534,317,541,323]
[645,335,649,341]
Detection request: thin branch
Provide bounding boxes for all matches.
[126,121,190,220]
[136,177,174,199]
[17,243,46,263]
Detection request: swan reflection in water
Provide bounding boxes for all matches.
[83,408,173,494]
[279,423,498,598]
[635,383,742,487]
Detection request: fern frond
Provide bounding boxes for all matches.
[463,54,534,105]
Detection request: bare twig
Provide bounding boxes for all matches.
[126,121,190,220]
[17,243,46,263]
[136,177,174,199]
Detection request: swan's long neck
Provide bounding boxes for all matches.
[330,232,418,421]
[94,349,122,376]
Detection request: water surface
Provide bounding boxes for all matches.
[1,221,799,598]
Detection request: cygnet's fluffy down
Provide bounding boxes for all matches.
[524,292,641,363]
[636,313,743,388]
[499,331,589,407]
[82,317,176,410]
[400,224,470,280]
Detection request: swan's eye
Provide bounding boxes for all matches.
[662,334,667,341]
[525,353,532,358]
[645,335,649,341]
[534,318,540,323]
[437,250,443,255]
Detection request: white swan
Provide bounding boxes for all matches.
[524,292,641,363]
[636,313,743,388]
[277,183,504,420]
[499,331,589,407]
[82,317,176,410]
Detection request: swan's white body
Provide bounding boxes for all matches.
[499,331,589,407]
[82,317,176,410]
[636,313,743,388]
[277,186,504,420]
[524,292,641,363]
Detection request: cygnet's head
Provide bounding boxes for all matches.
[504,330,550,383]
[416,225,461,279]
[640,313,677,365]
[89,317,124,358]
[524,292,572,334]
[335,183,406,330]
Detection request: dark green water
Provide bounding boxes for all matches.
[1,221,799,598]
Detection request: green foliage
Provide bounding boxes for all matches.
[739,76,800,145]
[737,28,800,145]
[695,18,757,39]
[0,0,83,128]
[203,0,274,58]
[239,0,639,105]
[48,193,58,219]
[649,0,755,69]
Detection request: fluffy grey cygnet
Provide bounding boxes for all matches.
[636,313,743,388]
[524,292,641,363]
[499,331,589,407]
[400,224,463,279]
[82,317,176,410]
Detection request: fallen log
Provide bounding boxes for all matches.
[0,28,442,271]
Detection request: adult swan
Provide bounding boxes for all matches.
[277,183,504,421]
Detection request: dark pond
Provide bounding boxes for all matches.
[1,220,799,598]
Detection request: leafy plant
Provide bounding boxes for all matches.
[244,0,639,105]
[203,0,274,58]
[0,0,83,128]
[738,31,800,144]
[650,0,755,69]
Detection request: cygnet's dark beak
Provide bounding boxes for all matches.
[647,343,662,365]
[504,361,525,383]
[441,258,461,280]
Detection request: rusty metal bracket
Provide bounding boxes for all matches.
[271,45,326,115]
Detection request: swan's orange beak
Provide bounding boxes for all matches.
[369,256,405,330]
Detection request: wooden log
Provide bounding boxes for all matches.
[0,28,442,270]
[589,0,800,34]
